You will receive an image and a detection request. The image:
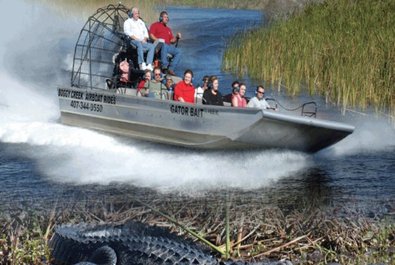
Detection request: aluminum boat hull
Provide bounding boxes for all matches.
[58,87,354,153]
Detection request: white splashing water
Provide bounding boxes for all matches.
[321,115,395,157]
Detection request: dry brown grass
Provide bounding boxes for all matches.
[1,195,394,264]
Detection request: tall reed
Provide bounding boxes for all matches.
[223,0,395,117]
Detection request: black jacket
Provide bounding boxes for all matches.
[203,89,224,106]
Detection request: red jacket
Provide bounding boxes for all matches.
[137,80,146,91]
[174,81,195,104]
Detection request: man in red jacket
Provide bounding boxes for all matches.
[149,11,182,76]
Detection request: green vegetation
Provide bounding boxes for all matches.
[223,0,395,117]
[0,211,52,264]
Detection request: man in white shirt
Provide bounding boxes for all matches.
[123,7,155,71]
[247,85,274,110]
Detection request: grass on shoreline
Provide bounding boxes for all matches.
[223,0,395,118]
[1,197,394,264]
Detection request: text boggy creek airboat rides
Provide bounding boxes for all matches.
[57,4,354,152]
[58,88,213,118]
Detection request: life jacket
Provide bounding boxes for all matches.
[119,59,129,83]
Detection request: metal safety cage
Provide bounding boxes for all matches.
[71,4,129,90]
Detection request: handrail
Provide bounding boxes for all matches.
[266,98,317,117]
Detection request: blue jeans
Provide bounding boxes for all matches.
[161,44,181,71]
[131,40,155,65]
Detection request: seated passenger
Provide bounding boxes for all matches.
[161,74,175,100]
[137,70,151,96]
[149,11,182,76]
[222,81,239,103]
[164,75,175,91]
[247,85,274,110]
[124,7,155,71]
[151,67,165,98]
[140,67,164,98]
[231,83,247,108]
[202,75,224,106]
[195,75,209,99]
[174,69,195,104]
[118,58,130,85]
[232,81,240,90]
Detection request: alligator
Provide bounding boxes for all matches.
[49,221,293,265]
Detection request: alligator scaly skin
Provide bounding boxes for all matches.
[49,221,292,265]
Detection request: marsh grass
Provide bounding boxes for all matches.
[0,211,52,264]
[1,196,394,264]
[223,0,395,118]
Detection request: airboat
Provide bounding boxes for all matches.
[58,4,354,153]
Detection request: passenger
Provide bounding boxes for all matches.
[174,69,195,104]
[164,75,175,91]
[202,76,224,106]
[163,74,175,100]
[153,67,163,83]
[118,58,130,85]
[231,83,247,108]
[137,70,151,96]
[149,11,182,76]
[124,7,155,71]
[151,67,165,98]
[247,85,274,110]
[231,81,240,91]
[195,75,209,99]
[222,81,239,104]
[140,67,164,98]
